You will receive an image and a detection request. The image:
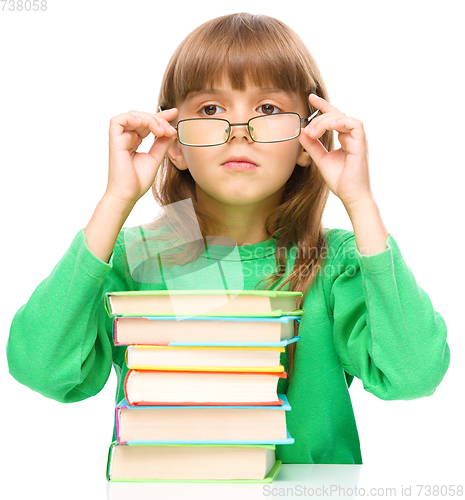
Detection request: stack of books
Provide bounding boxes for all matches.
[104,290,303,483]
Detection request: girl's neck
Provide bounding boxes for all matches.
[196,185,283,246]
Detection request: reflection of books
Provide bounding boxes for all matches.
[124,369,287,406]
[115,396,293,444]
[105,290,304,317]
[107,443,281,482]
[125,345,286,372]
[113,315,301,346]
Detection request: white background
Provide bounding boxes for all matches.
[1,1,464,498]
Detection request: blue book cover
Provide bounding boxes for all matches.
[115,394,294,445]
[113,314,302,346]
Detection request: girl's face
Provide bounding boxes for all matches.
[167,81,312,208]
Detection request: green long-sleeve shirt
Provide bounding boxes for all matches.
[7,227,450,464]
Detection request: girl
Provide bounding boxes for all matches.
[7,12,450,465]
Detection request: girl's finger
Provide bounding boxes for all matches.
[152,107,178,119]
[305,114,364,142]
[329,115,364,134]
[328,117,367,157]
[308,94,341,114]
[306,111,344,128]
[329,116,366,149]
[128,110,177,138]
[109,113,147,141]
[145,108,179,129]
[127,113,152,139]
[298,132,329,166]
[303,112,345,139]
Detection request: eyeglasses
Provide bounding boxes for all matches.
[166,110,320,147]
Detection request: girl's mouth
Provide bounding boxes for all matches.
[222,161,258,170]
[222,156,258,170]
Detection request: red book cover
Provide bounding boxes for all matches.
[124,369,286,406]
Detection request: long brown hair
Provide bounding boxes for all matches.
[147,13,333,379]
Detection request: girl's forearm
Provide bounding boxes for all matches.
[84,192,135,263]
[344,195,390,256]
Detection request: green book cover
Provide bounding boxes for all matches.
[106,442,282,483]
[105,289,304,318]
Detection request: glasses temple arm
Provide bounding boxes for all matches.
[301,109,321,124]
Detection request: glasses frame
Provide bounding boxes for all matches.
[172,109,321,147]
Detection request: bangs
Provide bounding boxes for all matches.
[159,13,320,109]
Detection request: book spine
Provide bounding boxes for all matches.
[125,399,284,407]
[115,407,122,444]
[126,368,287,376]
[112,318,116,345]
[126,365,285,373]
[106,442,116,481]
[124,369,286,405]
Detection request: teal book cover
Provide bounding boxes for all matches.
[106,442,282,483]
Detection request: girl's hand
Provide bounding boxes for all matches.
[299,94,372,210]
[106,108,178,206]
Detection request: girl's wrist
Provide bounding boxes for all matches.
[343,193,376,218]
[84,194,135,263]
[344,195,390,256]
[102,190,138,217]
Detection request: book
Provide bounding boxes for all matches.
[124,369,287,406]
[115,395,293,444]
[106,442,281,482]
[125,345,285,372]
[104,289,301,483]
[105,289,304,317]
[112,315,301,346]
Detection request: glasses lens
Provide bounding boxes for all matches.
[249,113,301,143]
[178,119,229,146]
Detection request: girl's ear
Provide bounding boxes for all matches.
[167,141,188,170]
[296,145,312,167]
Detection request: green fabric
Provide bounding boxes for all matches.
[7,227,450,464]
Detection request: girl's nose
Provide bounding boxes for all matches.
[227,122,253,143]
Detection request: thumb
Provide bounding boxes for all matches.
[298,130,328,166]
[147,134,177,166]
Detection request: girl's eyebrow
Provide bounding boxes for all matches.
[185,89,225,102]
[257,88,298,100]
[185,88,298,103]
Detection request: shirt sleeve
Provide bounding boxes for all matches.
[328,231,450,401]
[6,229,128,403]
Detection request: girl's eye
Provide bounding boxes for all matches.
[201,105,225,116]
[258,104,281,115]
